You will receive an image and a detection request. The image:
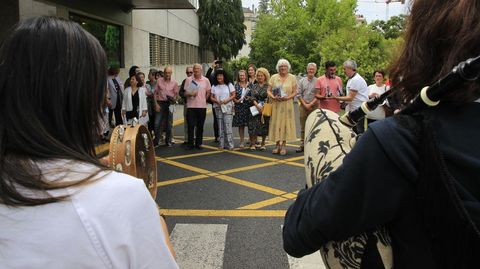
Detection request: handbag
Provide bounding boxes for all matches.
[262,102,272,117]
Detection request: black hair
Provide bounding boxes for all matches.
[325,61,336,69]
[373,69,385,77]
[212,69,232,86]
[132,73,144,88]
[0,16,108,206]
[128,65,139,77]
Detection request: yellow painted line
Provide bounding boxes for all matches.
[166,150,221,160]
[284,162,305,168]
[219,161,278,175]
[160,209,286,217]
[284,156,304,162]
[281,193,297,199]
[157,174,209,187]
[206,172,221,177]
[156,157,212,174]
[173,118,184,126]
[215,174,286,196]
[95,143,109,155]
[237,197,288,210]
[226,150,279,162]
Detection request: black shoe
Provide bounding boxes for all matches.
[195,145,203,150]
[166,143,173,147]
[296,146,304,153]
[214,138,219,143]
[186,145,195,150]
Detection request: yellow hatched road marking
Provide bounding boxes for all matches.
[156,157,211,174]
[281,193,298,199]
[95,143,110,155]
[237,197,288,210]
[214,174,286,196]
[157,174,209,187]
[166,150,221,160]
[219,162,278,175]
[160,209,286,217]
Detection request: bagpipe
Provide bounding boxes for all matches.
[108,119,158,199]
[303,55,480,268]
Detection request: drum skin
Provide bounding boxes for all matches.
[303,108,393,269]
[109,124,158,199]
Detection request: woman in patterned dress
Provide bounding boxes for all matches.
[232,70,252,148]
[267,59,297,155]
[247,68,270,151]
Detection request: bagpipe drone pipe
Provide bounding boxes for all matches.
[303,55,480,268]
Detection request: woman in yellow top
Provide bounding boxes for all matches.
[267,59,298,155]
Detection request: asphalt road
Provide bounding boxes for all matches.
[154,105,325,269]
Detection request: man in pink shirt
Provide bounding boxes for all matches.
[315,61,343,113]
[154,66,179,147]
[183,63,211,150]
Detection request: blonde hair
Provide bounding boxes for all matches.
[256,67,271,82]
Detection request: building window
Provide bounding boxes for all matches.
[69,13,123,68]
[149,33,199,66]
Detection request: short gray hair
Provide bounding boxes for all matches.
[307,62,317,69]
[343,60,357,70]
[276,58,291,73]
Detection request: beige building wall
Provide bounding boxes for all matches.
[17,0,200,83]
[132,9,200,83]
[237,8,257,59]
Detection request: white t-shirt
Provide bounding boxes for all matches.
[345,73,369,112]
[211,83,235,108]
[0,160,178,269]
[366,84,389,120]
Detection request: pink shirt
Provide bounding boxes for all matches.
[315,75,343,113]
[154,77,179,101]
[184,76,211,108]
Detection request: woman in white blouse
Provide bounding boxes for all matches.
[122,73,149,125]
[210,69,236,150]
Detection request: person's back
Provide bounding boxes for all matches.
[0,17,178,268]
[0,161,177,269]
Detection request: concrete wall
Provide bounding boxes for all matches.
[237,10,256,59]
[15,0,200,83]
[132,9,200,82]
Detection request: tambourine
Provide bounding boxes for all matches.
[109,122,157,199]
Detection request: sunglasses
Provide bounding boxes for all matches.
[186,72,193,74]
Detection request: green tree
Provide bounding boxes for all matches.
[258,0,270,13]
[249,0,403,83]
[197,0,246,60]
[370,14,406,39]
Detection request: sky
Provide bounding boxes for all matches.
[241,0,411,22]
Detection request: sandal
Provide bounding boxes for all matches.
[280,148,287,156]
[272,147,280,154]
[259,146,266,151]
[239,142,245,148]
[250,145,256,151]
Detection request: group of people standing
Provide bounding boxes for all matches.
[106,57,393,155]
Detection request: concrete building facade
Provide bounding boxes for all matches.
[1,0,202,82]
[236,6,257,59]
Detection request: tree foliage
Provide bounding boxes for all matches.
[197,0,246,60]
[249,0,404,83]
[370,15,407,39]
[258,0,270,14]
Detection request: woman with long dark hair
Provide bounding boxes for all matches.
[283,1,480,268]
[122,73,148,124]
[0,17,177,268]
[210,69,236,150]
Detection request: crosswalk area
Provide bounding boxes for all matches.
[153,131,325,269]
[169,223,326,269]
